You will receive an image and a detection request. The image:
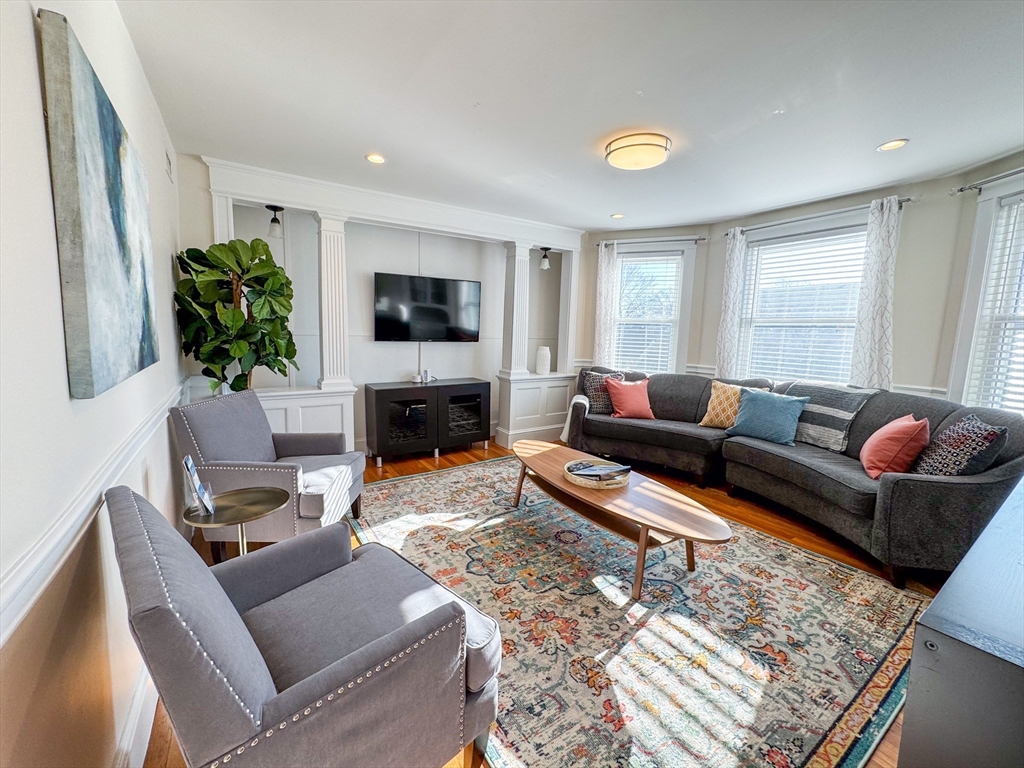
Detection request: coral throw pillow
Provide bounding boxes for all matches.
[859,414,930,479]
[700,380,769,428]
[606,377,655,419]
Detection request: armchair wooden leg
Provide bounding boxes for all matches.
[461,730,488,768]
[210,541,227,565]
[350,494,362,520]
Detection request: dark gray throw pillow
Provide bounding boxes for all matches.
[581,370,625,415]
[786,381,879,453]
[912,414,1008,476]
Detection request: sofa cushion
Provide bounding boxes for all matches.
[696,377,775,423]
[786,381,879,452]
[646,374,711,422]
[844,391,960,460]
[727,389,809,446]
[580,370,625,414]
[723,437,880,517]
[242,543,501,694]
[583,414,729,455]
[606,377,655,419]
[859,414,930,479]
[912,414,1008,476]
[932,406,1024,468]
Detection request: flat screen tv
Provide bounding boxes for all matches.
[374,272,481,342]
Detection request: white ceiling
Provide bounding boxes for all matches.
[117,0,1024,231]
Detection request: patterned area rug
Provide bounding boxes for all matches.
[351,458,927,768]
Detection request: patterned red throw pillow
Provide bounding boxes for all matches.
[912,414,1008,476]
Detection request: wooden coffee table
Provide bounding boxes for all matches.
[511,440,732,600]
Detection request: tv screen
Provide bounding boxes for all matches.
[374,272,481,342]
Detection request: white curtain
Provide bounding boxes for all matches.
[850,196,901,389]
[593,241,619,367]
[716,227,747,378]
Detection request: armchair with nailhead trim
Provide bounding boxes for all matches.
[104,485,500,768]
[170,390,365,562]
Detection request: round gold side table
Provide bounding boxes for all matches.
[182,487,290,556]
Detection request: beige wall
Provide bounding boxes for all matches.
[177,153,215,251]
[0,1,185,764]
[576,152,1024,393]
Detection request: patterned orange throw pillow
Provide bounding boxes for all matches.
[700,380,764,429]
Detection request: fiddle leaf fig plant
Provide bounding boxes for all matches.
[174,238,298,392]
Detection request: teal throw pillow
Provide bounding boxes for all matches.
[726,389,810,446]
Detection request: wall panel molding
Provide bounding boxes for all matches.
[0,377,189,645]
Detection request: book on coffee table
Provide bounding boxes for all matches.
[565,461,632,482]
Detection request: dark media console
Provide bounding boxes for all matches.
[364,378,491,466]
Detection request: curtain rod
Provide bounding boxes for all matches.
[600,235,706,245]
[732,197,915,237]
[949,167,1024,196]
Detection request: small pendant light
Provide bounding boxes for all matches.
[266,205,284,238]
[539,247,551,271]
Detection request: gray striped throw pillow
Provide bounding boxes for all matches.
[787,381,879,452]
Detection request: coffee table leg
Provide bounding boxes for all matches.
[685,540,695,571]
[238,523,248,556]
[513,462,527,506]
[632,526,650,601]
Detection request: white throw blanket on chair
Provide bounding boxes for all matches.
[560,395,590,443]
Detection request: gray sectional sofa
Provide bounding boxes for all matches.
[568,366,1024,579]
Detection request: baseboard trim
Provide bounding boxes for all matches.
[495,424,565,448]
[112,668,158,768]
[0,377,189,646]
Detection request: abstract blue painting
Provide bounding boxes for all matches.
[39,10,159,399]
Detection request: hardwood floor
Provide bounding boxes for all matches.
[146,440,935,768]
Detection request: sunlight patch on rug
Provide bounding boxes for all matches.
[352,457,926,768]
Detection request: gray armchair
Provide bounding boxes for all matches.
[104,485,500,768]
[170,390,365,559]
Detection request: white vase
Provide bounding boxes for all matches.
[535,346,551,376]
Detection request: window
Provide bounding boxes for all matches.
[962,193,1024,411]
[610,253,683,373]
[737,228,869,383]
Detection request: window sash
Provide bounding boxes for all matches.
[609,254,682,373]
[963,196,1024,411]
[737,228,869,383]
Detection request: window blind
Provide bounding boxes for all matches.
[737,229,868,383]
[611,254,682,373]
[964,196,1024,412]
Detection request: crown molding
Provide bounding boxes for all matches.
[202,157,584,251]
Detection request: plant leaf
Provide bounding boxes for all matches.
[240,349,258,372]
[229,373,249,391]
[229,239,252,269]
[206,243,241,273]
[250,295,272,320]
[216,303,246,333]
[229,340,250,358]
[250,238,272,262]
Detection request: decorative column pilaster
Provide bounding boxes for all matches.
[557,249,580,373]
[211,194,234,243]
[500,241,532,378]
[314,213,355,393]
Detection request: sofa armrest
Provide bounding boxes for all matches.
[211,522,353,613]
[273,432,346,458]
[872,456,1024,570]
[234,602,468,768]
[567,396,590,448]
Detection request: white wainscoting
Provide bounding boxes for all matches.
[495,372,576,447]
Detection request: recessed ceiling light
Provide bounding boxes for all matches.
[605,133,671,170]
[365,153,387,164]
[611,213,625,219]
[876,139,909,152]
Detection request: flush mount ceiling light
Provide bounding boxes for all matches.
[266,205,284,238]
[611,213,625,219]
[876,138,909,152]
[539,247,551,270]
[365,153,387,164]
[605,133,671,170]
